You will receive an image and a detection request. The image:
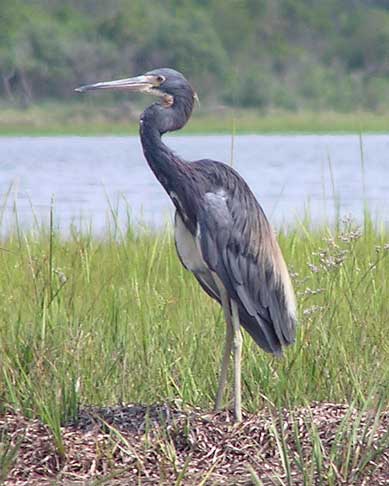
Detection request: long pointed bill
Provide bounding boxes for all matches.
[75,75,155,93]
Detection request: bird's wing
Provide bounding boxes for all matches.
[197,190,296,355]
[174,210,221,304]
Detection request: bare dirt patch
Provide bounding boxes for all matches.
[1,402,388,485]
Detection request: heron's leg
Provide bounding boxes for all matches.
[230,299,242,422]
[214,303,233,411]
[211,272,239,417]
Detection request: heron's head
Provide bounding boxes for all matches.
[75,68,198,109]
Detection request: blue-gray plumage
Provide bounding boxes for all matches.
[76,68,297,421]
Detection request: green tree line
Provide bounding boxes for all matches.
[1,0,389,111]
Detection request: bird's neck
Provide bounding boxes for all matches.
[139,100,192,195]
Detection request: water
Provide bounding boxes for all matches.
[0,134,388,235]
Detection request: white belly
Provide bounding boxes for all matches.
[174,212,207,273]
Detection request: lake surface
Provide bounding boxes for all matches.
[0,135,388,235]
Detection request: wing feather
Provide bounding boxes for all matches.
[197,189,297,355]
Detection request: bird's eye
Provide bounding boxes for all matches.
[156,75,165,84]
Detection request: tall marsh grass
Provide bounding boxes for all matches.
[0,207,388,431]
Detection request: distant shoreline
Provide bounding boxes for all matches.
[0,103,388,135]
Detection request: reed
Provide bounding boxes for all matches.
[0,206,388,483]
[0,208,388,419]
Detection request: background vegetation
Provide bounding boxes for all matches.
[2,0,389,114]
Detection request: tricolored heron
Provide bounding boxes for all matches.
[76,68,297,421]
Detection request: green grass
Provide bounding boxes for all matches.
[0,209,388,426]
[1,101,389,135]
[0,206,388,483]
